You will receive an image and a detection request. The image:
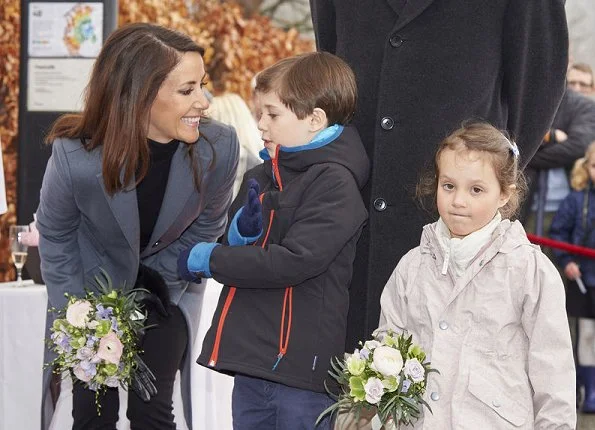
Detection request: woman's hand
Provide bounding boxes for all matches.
[564,261,581,280]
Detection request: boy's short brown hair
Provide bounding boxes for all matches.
[254,52,357,126]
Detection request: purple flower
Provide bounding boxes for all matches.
[401,379,411,393]
[88,382,99,391]
[96,304,113,320]
[79,359,97,377]
[110,317,119,332]
[86,335,98,348]
[403,358,425,383]
[73,361,96,382]
[364,377,385,404]
[360,349,370,360]
[52,332,72,352]
[76,347,95,361]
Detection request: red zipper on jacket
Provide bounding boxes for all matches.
[269,145,293,371]
[208,288,235,366]
[209,193,268,367]
[209,145,294,369]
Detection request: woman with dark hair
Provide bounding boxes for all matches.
[37,23,238,429]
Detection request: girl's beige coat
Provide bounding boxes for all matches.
[378,220,576,429]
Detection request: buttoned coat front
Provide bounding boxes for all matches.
[36,120,239,429]
[310,0,569,349]
[378,220,576,429]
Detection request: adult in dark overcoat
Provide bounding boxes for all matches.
[310,0,569,348]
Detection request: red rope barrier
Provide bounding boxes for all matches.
[526,233,595,259]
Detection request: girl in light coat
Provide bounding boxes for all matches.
[378,122,576,429]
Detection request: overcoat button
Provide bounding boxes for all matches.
[389,35,404,48]
[373,198,387,211]
[430,392,440,401]
[380,117,394,130]
[439,320,449,330]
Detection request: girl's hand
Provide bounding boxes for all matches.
[564,262,581,280]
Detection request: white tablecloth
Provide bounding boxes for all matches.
[0,280,46,430]
[0,279,234,430]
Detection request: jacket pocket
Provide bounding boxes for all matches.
[468,371,529,427]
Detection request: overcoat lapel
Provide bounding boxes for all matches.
[144,143,195,251]
[97,173,140,252]
[385,0,408,16]
[392,0,434,31]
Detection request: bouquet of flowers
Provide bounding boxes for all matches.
[47,271,148,410]
[318,331,437,429]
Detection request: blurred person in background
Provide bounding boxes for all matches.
[568,63,595,97]
[551,141,595,413]
[207,93,263,198]
[523,83,595,236]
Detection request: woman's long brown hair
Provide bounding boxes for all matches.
[45,23,211,195]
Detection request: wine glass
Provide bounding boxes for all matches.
[9,225,30,286]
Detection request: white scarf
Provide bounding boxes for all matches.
[436,212,502,278]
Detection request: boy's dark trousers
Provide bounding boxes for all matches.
[232,374,334,430]
[71,306,187,430]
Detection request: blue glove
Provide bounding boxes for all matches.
[177,242,220,282]
[228,179,263,246]
[238,179,262,237]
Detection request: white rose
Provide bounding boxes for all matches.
[364,377,385,404]
[364,340,381,351]
[403,358,425,383]
[66,300,93,328]
[87,320,99,329]
[372,346,403,377]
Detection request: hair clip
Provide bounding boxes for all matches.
[508,141,520,158]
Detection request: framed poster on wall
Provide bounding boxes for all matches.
[17,0,117,223]
[28,2,103,57]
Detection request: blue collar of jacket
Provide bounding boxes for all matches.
[258,124,344,160]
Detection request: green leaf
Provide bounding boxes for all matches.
[349,376,366,402]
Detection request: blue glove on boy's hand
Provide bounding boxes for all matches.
[237,179,262,237]
[177,242,220,282]
[228,179,263,246]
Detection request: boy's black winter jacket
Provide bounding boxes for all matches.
[197,125,370,392]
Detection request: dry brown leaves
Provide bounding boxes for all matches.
[119,0,314,100]
[0,0,21,280]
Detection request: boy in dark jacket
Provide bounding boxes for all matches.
[178,52,370,429]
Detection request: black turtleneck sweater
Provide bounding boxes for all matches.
[136,139,179,251]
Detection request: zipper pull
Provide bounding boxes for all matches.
[441,248,450,275]
[272,353,284,371]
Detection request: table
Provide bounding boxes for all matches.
[0,280,234,430]
[0,280,46,430]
